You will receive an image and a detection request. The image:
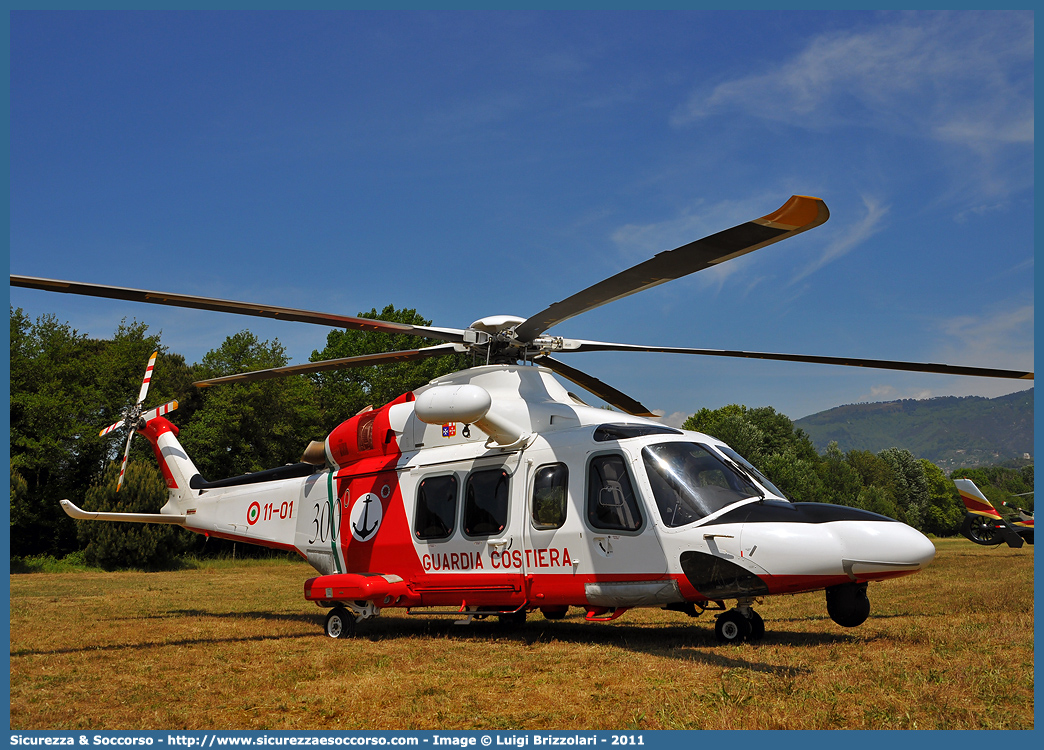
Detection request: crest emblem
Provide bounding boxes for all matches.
[349,493,383,542]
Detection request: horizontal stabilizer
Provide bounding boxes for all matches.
[60,498,187,525]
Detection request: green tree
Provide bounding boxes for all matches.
[10,470,32,543]
[919,459,964,535]
[78,461,192,570]
[845,449,897,494]
[1019,465,1033,496]
[747,406,819,462]
[760,452,829,502]
[878,447,929,527]
[684,406,767,463]
[856,484,899,519]
[310,305,469,433]
[10,310,192,557]
[818,442,862,507]
[10,309,97,555]
[181,331,323,480]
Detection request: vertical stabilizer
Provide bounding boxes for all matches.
[137,416,202,515]
[953,478,1002,519]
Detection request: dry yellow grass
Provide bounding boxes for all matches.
[9,538,1033,730]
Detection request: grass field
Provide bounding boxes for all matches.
[9,538,1034,730]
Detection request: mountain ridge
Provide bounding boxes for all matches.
[794,388,1033,472]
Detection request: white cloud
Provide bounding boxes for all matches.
[854,384,936,403]
[790,195,889,284]
[933,303,1034,371]
[673,11,1033,151]
[652,410,691,428]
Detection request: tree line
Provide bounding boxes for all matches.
[9,307,1032,570]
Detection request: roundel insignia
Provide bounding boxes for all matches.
[247,501,261,526]
[350,493,383,542]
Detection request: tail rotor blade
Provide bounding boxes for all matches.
[141,399,179,422]
[99,420,124,437]
[116,430,134,492]
[136,351,159,405]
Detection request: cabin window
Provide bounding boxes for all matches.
[586,454,643,532]
[414,475,458,540]
[464,469,510,537]
[532,463,568,530]
[642,442,760,527]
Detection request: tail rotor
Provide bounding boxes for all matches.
[99,351,178,491]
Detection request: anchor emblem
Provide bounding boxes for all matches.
[349,492,383,542]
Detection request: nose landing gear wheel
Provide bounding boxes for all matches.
[325,606,356,639]
[714,610,752,644]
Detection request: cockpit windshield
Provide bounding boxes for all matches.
[714,444,789,500]
[642,442,761,528]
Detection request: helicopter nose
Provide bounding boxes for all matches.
[834,521,936,579]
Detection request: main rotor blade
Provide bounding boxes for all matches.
[10,275,467,343]
[193,343,462,388]
[535,355,655,417]
[563,340,1035,380]
[514,195,829,342]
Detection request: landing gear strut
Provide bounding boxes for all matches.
[714,599,764,644]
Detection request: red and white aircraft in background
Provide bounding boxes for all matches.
[13,195,1032,642]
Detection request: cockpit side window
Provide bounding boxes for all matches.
[587,454,643,532]
[642,443,760,527]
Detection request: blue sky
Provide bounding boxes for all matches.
[9,10,1034,423]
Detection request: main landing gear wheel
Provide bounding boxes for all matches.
[325,606,356,639]
[961,515,1005,546]
[714,610,752,644]
[714,609,764,644]
[747,610,765,641]
[498,609,527,626]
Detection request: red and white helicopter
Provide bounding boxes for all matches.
[11,195,1033,643]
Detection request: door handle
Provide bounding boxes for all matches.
[487,536,512,553]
